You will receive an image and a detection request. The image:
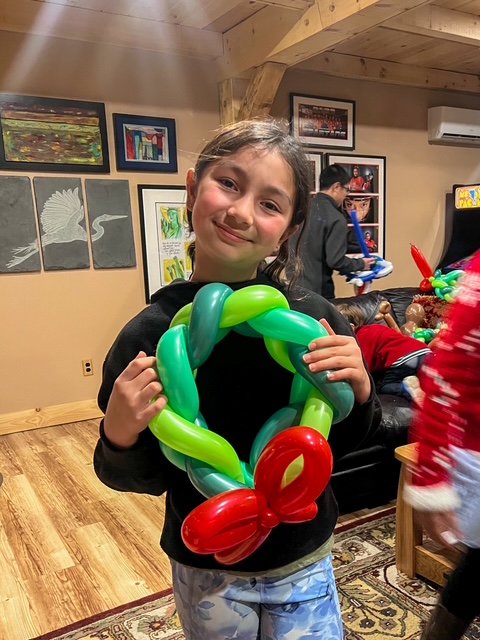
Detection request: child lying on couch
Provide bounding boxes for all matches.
[336,303,432,399]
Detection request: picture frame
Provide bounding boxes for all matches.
[113,114,178,173]
[305,151,324,193]
[138,185,194,302]
[326,154,386,257]
[290,94,355,150]
[0,94,109,173]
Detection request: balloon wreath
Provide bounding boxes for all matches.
[149,284,354,565]
[345,210,393,295]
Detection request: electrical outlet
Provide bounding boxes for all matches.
[82,359,94,376]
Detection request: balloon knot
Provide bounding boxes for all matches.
[260,507,280,529]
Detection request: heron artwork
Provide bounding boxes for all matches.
[7,187,126,268]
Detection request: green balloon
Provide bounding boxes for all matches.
[157,325,198,422]
[171,303,192,328]
[250,308,329,346]
[300,389,334,439]
[287,343,354,424]
[264,337,295,372]
[150,407,244,482]
[188,284,232,369]
[220,286,289,328]
[249,404,302,469]
[186,458,246,498]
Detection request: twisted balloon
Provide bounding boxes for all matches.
[149,284,354,564]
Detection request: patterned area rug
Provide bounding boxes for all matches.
[32,509,480,640]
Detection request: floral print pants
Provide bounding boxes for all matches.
[171,553,343,639]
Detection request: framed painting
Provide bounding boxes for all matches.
[326,154,386,257]
[138,185,194,302]
[290,94,355,150]
[0,94,109,172]
[305,151,323,194]
[113,114,178,173]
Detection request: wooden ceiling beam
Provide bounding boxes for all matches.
[259,0,314,9]
[386,5,480,47]
[219,77,250,125]
[219,63,287,124]
[219,0,434,78]
[297,51,480,94]
[237,62,287,120]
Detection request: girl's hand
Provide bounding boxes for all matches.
[303,319,371,405]
[103,351,167,449]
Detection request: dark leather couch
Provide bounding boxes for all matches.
[329,287,422,514]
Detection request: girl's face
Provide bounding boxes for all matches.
[187,146,297,282]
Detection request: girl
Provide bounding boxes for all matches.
[94,119,381,640]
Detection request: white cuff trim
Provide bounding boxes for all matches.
[403,482,460,512]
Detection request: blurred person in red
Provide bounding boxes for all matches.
[404,251,480,640]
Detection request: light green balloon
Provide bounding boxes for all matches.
[300,389,334,439]
[171,303,192,328]
[220,286,289,328]
[150,407,244,482]
[264,337,295,372]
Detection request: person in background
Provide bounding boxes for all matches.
[93,119,381,640]
[291,164,375,300]
[348,166,364,191]
[364,231,377,252]
[404,250,480,640]
[336,303,431,399]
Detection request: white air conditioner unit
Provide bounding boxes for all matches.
[428,106,480,146]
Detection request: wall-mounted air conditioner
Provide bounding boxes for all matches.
[427,106,480,147]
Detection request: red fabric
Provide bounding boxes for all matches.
[411,251,480,490]
[349,176,365,191]
[356,324,428,372]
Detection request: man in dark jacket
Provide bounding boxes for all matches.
[292,164,375,299]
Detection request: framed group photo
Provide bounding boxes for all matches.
[138,185,194,302]
[0,94,109,173]
[326,154,386,258]
[290,94,355,150]
[114,114,178,173]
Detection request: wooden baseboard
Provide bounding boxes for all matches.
[0,400,103,436]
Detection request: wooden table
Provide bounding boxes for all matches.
[395,442,460,587]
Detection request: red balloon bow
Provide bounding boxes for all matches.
[182,426,333,565]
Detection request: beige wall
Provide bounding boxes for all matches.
[0,31,221,414]
[1,31,480,416]
[274,69,480,297]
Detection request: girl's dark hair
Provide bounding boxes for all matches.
[187,118,311,288]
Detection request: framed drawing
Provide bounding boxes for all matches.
[113,114,178,173]
[305,151,323,193]
[138,185,194,302]
[0,94,109,172]
[326,154,386,257]
[290,94,355,150]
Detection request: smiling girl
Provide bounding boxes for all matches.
[94,119,381,640]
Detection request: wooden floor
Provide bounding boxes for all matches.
[0,419,395,640]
